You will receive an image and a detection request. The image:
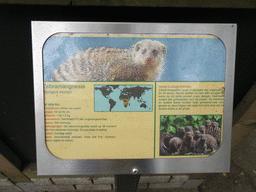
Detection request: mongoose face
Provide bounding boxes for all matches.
[164,133,174,139]
[199,125,206,134]
[186,132,193,139]
[195,130,201,139]
[178,127,185,133]
[169,137,182,148]
[205,120,212,126]
[178,127,185,138]
[52,39,167,82]
[185,126,193,132]
[212,122,219,128]
[132,39,167,68]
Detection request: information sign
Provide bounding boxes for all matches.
[32,22,237,175]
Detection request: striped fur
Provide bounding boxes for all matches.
[51,39,167,82]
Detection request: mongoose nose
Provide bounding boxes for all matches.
[146,57,153,61]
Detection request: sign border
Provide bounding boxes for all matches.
[32,22,237,175]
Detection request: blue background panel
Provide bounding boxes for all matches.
[43,35,226,82]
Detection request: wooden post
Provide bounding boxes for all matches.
[0,154,30,183]
[232,83,256,150]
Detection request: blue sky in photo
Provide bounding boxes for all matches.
[43,35,226,82]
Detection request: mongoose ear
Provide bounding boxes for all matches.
[162,45,167,57]
[134,42,141,51]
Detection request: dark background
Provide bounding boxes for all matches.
[1,5,256,169]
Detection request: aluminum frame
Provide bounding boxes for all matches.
[32,22,237,175]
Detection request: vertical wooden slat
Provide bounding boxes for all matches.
[232,83,256,150]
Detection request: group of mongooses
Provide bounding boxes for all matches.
[51,39,167,82]
[160,120,221,156]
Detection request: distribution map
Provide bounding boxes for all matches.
[94,85,153,112]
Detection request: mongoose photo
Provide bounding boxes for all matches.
[51,39,167,82]
[180,132,195,154]
[160,116,222,156]
[169,137,182,155]
[199,125,206,134]
[160,132,174,156]
[177,127,186,140]
[210,122,221,146]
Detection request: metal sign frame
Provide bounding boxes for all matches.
[32,22,236,175]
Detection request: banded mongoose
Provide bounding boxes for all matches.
[194,130,202,141]
[169,137,183,155]
[205,120,212,134]
[203,134,218,154]
[178,127,186,140]
[180,132,195,154]
[185,126,194,135]
[160,132,174,156]
[51,39,167,82]
[211,122,221,146]
[195,134,208,154]
[199,125,206,134]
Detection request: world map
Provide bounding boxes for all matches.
[94,85,153,112]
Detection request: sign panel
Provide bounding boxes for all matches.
[32,22,236,175]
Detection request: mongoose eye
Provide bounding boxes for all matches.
[142,49,147,54]
[152,49,158,56]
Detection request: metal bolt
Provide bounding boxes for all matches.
[132,168,139,174]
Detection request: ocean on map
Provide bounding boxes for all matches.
[94,85,153,112]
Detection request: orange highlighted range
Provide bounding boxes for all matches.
[120,98,131,108]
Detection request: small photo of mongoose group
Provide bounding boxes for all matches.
[160,115,222,156]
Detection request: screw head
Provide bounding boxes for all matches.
[132,168,139,174]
